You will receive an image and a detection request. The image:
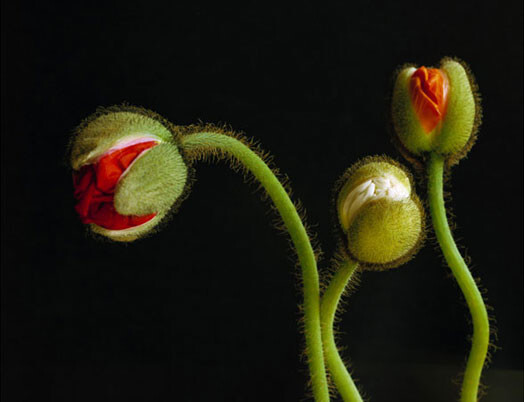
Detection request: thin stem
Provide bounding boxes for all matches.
[320,259,363,402]
[427,152,489,402]
[181,132,330,402]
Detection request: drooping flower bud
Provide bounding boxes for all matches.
[336,157,424,269]
[391,58,480,164]
[70,106,190,241]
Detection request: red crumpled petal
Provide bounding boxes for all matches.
[73,141,158,230]
[409,66,449,133]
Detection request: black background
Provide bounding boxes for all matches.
[1,1,522,401]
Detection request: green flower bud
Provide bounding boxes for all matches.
[336,157,424,269]
[70,105,190,242]
[391,58,480,165]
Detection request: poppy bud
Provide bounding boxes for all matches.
[392,58,479,163]
[336,157,424,269]
[70,106,189,241]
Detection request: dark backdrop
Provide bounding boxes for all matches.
[2,1,522,401]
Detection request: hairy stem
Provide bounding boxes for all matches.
[427,152,489,402]
[181,132,330,402]
[320,259,363,402]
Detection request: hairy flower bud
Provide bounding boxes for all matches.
[70,106,190,241]
[392,58,480,164]
[336,157,424,269]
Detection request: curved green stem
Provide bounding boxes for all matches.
[427,152,489,402]
[320,259,363,402]
[180,132,330,402]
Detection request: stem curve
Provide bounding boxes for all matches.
[320,259,363,402]
[181,132,330,402]
[427,152,490,402]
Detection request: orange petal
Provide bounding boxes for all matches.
[409,66,449,133]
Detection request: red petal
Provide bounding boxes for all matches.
[73,140,158,230]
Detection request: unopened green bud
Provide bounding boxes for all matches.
[336,157,424,269]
